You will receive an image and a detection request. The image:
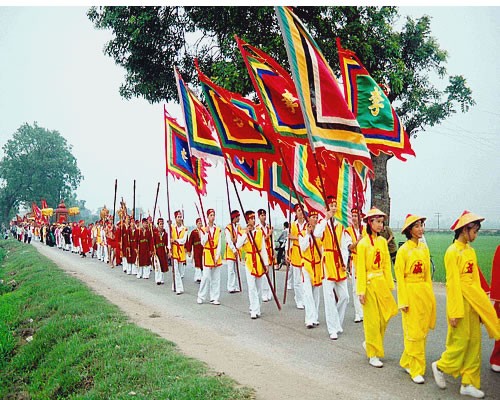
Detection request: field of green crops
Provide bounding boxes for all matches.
[393,231,499,283]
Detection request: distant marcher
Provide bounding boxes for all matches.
[431,211,500,399]
[153,218,170,285]
[395,214,436,384]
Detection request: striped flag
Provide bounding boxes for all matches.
[174,68,223,164]
[337,39,415,161]
[164,109,208,196]
[275,6,373,182]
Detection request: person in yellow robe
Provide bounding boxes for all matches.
[288,204,307,309]
[356,207,398,368]
[299,209,323,329]
[236,210,270,319]
[432,211,500,399]
[395,214,436,384]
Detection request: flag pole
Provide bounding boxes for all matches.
[225,155,281,311]
[283,190,293,304]
[112,179,118,223]
[164,104,176,293]
[224,165,242,292]
[267,198,276,290]
[133,179,136,219]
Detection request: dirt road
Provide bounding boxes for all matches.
[33,241,499,399]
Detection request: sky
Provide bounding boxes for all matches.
[0,6,499,229]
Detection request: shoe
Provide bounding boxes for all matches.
[251,313,257,319]
[296,305,305,310]
[329,333,338,340]
[176,292,183,295]
[197,298,203,304]
[156,282,161,285]
[432,361,446,389]
[306,324,314,329]
[412,375,425,384]
[460,384,484,398]
[369,357,383,368]
[211,300,221,305]
[354,316,363,323]
[262,298,270,302]
[229,290,236,293]
[492,364,500,372]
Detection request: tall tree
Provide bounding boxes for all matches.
[0,122,83,223]
[88,6,474,219]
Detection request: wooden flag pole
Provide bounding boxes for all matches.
[112,179,118,223]
[283,190,293,304]
[224,167,242,292]
[133,179,136,219]
[267,199,276,290]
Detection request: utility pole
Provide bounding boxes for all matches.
[435,212,441,230]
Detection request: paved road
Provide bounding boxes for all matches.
[33,241,499,399]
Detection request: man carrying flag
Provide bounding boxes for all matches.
[225,210,242,293]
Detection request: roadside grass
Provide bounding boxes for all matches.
[0,240,254,400]
[394,231,499,283]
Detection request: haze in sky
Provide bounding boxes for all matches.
[0,6,499,229]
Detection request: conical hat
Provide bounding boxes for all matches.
[401,214,426,234]
[450,210,484,231]
[363,207,387,222]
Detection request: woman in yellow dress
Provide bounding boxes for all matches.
[356,207,398,368]
[432,211,500,399]
[395,214,436,384]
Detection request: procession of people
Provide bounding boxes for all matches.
[10,203,500,399]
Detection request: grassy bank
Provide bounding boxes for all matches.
[0,240,253,400]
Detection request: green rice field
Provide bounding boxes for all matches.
[393,231,500,283]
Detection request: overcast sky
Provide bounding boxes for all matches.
[0,6,499,229]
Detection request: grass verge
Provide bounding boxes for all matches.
[0,240,254,400]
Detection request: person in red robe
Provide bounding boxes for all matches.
[186,218,204,283]
[71,222,80,254]
[153,217,170,285]
[78,220,91,257]
[137,218,153,279]
[115,218,125,269]
[490,245,500,372]
[125,218,139,275]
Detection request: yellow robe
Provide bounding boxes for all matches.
[437,240,500,388]
[224,223,242,261]
[289,220,306,268]
[357,234,398,358]
[321,220,347,282]
[242,229,266,277]
[395,240,436,377]
[202,226,222,267]
[171,224,187,262]
[301,234,323,286]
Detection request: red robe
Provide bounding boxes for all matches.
[114,225,124,265]
[490,245,500,366]
[137,228,153,267]
[80,226,91,254]
[153,228,169,272]
[186,228,203,269]
[72,224,80,247]
[125,227,138,264]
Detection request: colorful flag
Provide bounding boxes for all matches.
[174,68,223,163]
[227,155,267,195]
[196,62,278,166]
[236,36,308,145]
[164,109,208,196]
[275,6,373,181]
[41,199,48,209]
[337,39,415,161]
[268,162,297,216]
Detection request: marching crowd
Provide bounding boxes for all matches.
[11,197,500,399]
